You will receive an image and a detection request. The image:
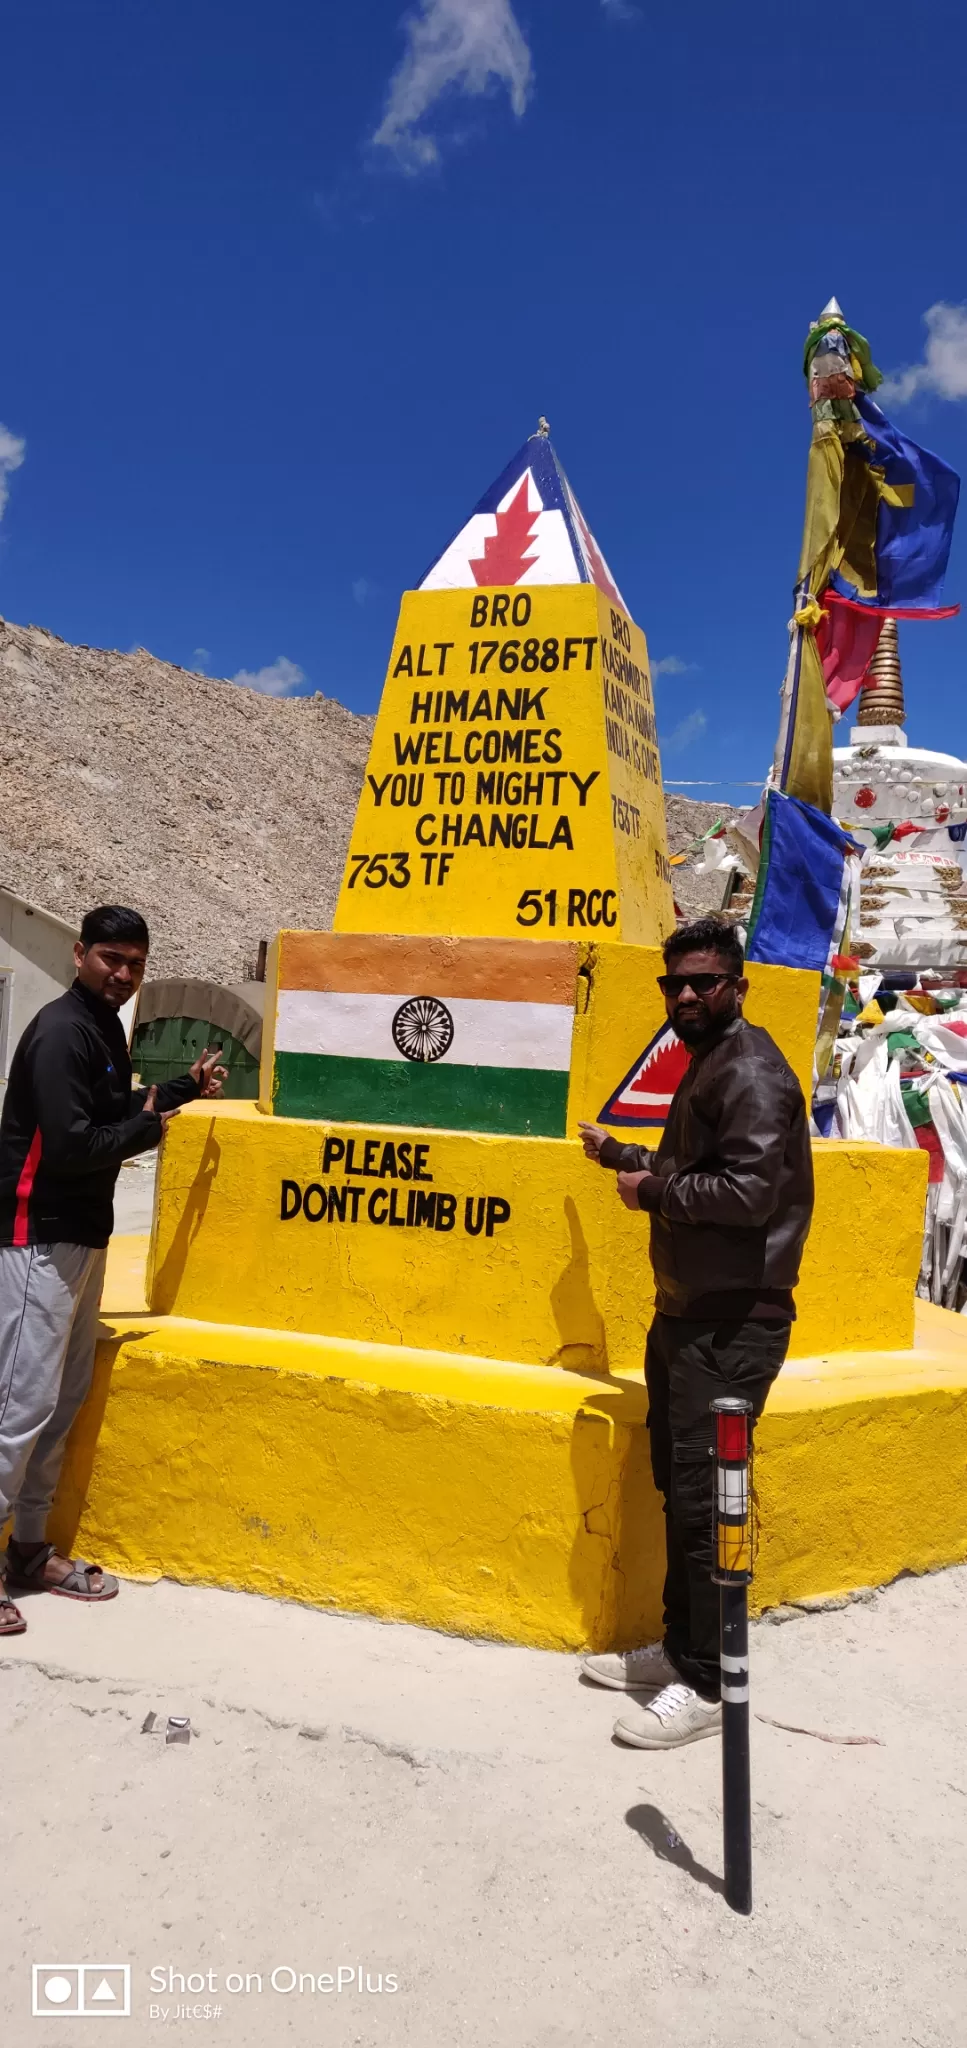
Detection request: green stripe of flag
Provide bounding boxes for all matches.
[273,1052,568,1136]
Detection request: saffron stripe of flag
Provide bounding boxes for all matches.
[275,931,579,1003]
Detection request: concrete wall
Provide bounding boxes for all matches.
[228,980,265,1018]
[0,889,77,1098]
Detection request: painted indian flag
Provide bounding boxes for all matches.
[271,933,578,1136]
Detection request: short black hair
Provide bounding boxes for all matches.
[80,905,150,950]
[663,916,743,975]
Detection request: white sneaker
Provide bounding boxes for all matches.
[613,1682,722,1749]
[581,1642,680,1693]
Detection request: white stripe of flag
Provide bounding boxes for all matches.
[276,990,574,1071]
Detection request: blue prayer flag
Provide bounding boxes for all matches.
[746,792,861,972]
[828,392,960,615]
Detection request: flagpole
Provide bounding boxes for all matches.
[771,574,810,794]
[770,294,853,811]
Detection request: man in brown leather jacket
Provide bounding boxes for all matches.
[579,917,814,1750]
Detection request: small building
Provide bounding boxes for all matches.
[0,890,264,1102]
[0,887,78,1101]
[132,978,262,1099]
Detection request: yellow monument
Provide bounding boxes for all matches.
[56,430,967,1649]
[336,423,671,947]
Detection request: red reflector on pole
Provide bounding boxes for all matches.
[716,1410,748,1461]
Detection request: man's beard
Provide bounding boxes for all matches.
[671,993,739,1048]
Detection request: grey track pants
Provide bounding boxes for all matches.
[0,1242,107,1544]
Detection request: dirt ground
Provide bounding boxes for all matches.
[113,1154,158,1237]
[2,1564,965,2048]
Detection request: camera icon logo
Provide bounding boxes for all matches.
[32,1965,131,2019]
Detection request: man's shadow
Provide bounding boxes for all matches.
[625,1803,725,1896]
[150,1118,221,1311]
[549,1195,610,1373]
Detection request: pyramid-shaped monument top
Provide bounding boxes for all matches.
[335,430,673,947]
[419,432,627,611]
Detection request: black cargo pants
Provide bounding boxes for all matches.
[644,1311,790,1702]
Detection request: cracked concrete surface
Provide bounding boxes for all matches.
[3,1567,966,2046]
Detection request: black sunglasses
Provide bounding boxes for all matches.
[656,972,738,997]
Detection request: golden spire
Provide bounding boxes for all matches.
[855,617,906,729]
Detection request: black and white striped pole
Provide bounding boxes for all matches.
[712,1393,754,1916]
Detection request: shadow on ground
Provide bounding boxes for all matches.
[625,1803,725,1896]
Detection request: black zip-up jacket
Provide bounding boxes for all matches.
[0,980,200,1249]
[599,1016,814,1320]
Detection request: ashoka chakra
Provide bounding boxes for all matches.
[392,996,455,1064]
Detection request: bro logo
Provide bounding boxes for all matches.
[597,1023,689,1128]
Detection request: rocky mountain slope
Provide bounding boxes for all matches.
[0,616,747,981]
[0,618,374,981]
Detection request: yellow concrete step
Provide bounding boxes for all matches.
[147,1100,928,1365]
[48,1237,967,1654]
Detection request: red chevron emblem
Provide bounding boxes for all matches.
[469,476,540,586]
[598,1023,690,1127]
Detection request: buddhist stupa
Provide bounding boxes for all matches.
[832,621,967,970]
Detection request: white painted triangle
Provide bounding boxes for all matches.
[90,1978,119,2003]
[598,1022,690,1126]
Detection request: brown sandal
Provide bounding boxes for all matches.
[5,1542,119,1603]
[0,1593,27,1636]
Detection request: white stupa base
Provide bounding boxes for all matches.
[849,725,908,747]
[856,927,967,969]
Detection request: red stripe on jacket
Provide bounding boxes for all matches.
[13,1127,43,1246]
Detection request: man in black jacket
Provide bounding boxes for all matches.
[0,905,224,1636]
[579,917,814,1749]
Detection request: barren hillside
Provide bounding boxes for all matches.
[0,618,374,981]
[664,792,750,920]
[0,617,748,980]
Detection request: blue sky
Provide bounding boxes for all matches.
[1,0,965,791]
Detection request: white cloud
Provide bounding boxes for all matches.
[651,654,696,678]
[660,710,707,756]
[0,421,26,521]
[600,0,639,18]
[880,303,967,406]
[192,647,211,672]
[232,655,306,698]
[372,0,533,171]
